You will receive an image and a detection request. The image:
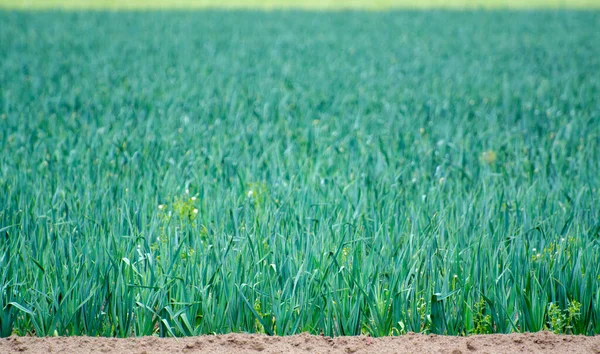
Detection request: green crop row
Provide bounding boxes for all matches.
[1,10,599,337]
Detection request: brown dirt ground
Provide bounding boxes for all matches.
[1,331,599,354]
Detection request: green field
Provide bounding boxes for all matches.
[2,0,600,9]
[1,10,600,338]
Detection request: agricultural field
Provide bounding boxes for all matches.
[1,4,600,353]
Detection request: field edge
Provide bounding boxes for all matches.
[2,331,600,354]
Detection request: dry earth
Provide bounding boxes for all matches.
[2,331,600,354]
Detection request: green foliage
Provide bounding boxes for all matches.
[0,10,599,337]
[472,299,492,334]
[547,301,582,334]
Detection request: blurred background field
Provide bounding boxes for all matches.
[2,0,600,9]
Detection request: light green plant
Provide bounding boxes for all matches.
[547,301,581,334]
[472,299,493,334]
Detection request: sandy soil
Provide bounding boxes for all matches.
[2,331,599,354]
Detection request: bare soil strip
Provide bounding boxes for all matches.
[2,331,600,354]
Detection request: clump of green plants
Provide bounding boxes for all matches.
[547,301,581,334]
[157,193,199,226]
[246,182,269,210]
[155,191,199,252]
[472,299,493,334]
